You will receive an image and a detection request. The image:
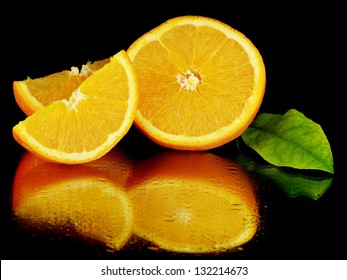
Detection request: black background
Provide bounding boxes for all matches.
[1,2,345,260]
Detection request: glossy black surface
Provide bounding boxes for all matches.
[1,3,344,260]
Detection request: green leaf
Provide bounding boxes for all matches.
[241,109,334,174]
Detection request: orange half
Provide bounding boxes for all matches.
[127,16,266,150]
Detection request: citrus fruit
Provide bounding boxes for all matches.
[127,151,259,253]
[14,58,110,116]
[12,150,134,251]
[127,15,266,150]
[12,50,138,164]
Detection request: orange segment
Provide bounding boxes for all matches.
[127,16,266,150]
[13,58,110,116]
[12,150,134,251]
[12,50,138,164]
[127,151,259,253]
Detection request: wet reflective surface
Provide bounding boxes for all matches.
[12,150,134,252]
[127,151,259,254]
[11,148,261,256]
[1,129,342,259]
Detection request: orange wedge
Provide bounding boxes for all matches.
[12,150,134,251]
[127,151,259,253]
[12,50,138,164]
[127,15,266,150]
[14,58,110,116]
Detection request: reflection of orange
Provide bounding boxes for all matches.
[12,148,134,251]
[127,151,259,253]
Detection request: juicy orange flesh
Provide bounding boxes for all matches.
[22,59,129,153]
[25,71,86,106]
[24,58,110,107]
[133,24,254,137]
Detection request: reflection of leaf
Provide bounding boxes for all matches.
[242,109,334,174]
[237,152,333,200]
[254,165,333,200]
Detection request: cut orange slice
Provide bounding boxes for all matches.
[127,151,259,253]
[12,50,138,164]
[127,16,266,150]
[12,150,134,251]
[14,58,110,116]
